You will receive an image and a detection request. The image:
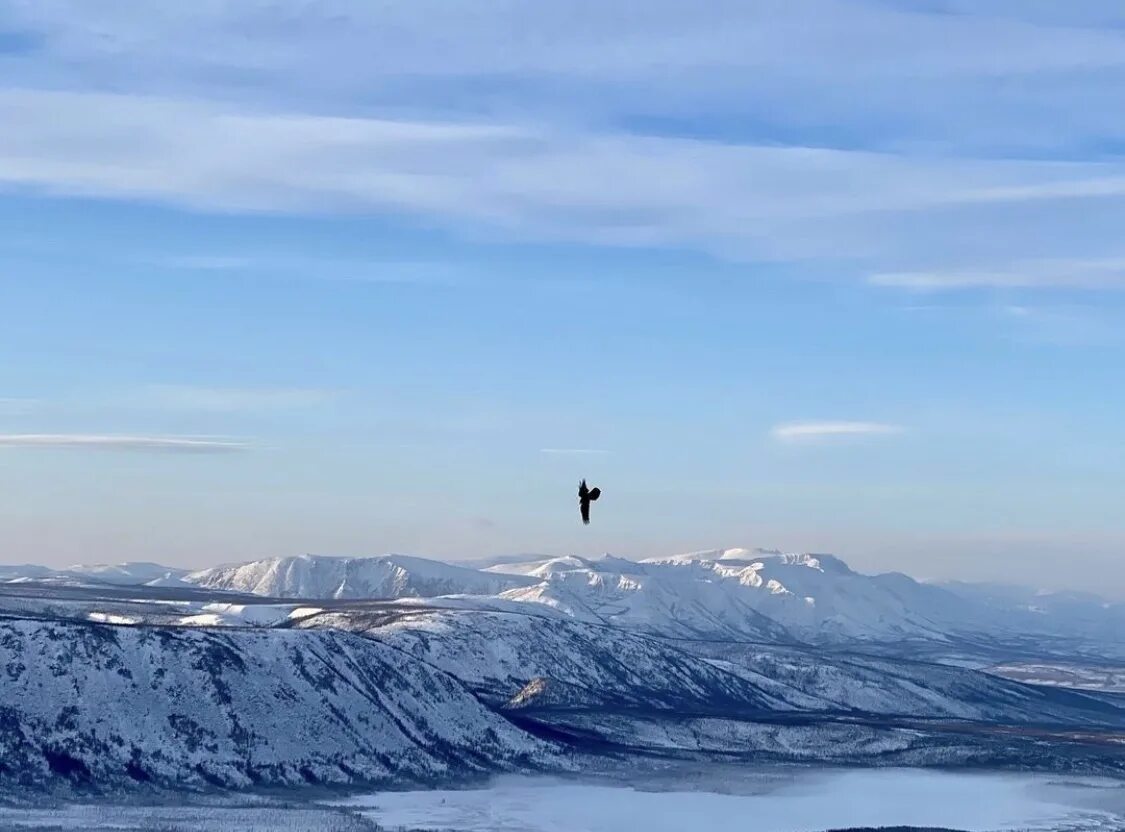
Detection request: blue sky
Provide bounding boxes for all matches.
[3,1,1125,592]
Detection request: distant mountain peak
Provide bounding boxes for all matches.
[186,552,535,600]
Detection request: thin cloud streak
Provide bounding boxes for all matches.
[157,254,461,285]
[142,385,336,412]
[540,448,610,455]
[771,422,905,443]
[0,434,249,452]
[870,257,1125,291]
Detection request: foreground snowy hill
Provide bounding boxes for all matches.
[296,605,1124,728]
[319,605,1123,771]
[0,596,1119,795]
[300,606,791,711]
[11,599,1117,794]
[0,617,556,791]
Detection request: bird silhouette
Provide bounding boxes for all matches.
[578,479,601,525]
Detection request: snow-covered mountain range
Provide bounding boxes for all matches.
[1,547,1123,793]
[4,548,1123,647]
[229,548,1125,647]
[492,548,1125,646]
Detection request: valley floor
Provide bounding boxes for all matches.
[2,766,1123,832]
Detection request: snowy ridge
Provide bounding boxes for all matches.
[296,606,1124,726]
[486,551,963,643]
[300,607,789,711]
[186,553,536,599]
[495,555,792,641]
[488,550,1125,645]
[293,604,1125,772]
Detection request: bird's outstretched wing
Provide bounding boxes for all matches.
[588,487,601,502]
[580,497,591,525]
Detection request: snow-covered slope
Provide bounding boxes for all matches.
[291,603,1125,773]
[654,550,980,642]
[185,553,535,600]
[494,554,792,641]
[485,551,968,643]
[297,605,1123,727]
[0,617,557,791]
[298,606,792,711]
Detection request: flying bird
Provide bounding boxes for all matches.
[578,479,601,525]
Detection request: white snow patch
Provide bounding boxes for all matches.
[85,612,139,625]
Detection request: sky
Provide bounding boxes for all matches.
[3,2,1125,594]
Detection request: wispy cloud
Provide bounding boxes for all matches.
[141,385,336,412]
[540,448,610,455]
[869,257,1125,291]
[156,254,461,286]
[2,7,1125,286]
[771,422,905,443]
[5,1,1125,156]
[4,90,1125,267]
[0,434,249,452]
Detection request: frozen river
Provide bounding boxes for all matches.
[1,767,1122,831]
[334,767,1125,832]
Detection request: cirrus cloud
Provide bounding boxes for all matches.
[4,89,1125,269]
[771,421,905,443]
[869,257,1125,291]
[540,448,610,456]
[0,434,249,452]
